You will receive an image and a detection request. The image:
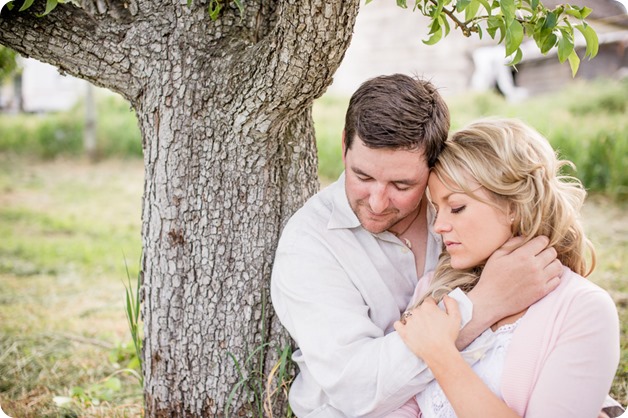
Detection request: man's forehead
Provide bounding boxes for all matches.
[348,151,429,184]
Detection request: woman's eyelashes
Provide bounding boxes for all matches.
[431,203,466,218]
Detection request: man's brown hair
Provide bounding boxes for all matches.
[343,74,450,167]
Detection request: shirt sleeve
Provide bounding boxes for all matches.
[523,287,620,417]
[272,234,495,417]
[444,289,495,365]
[384,397,420,418]
[272,238,427,417]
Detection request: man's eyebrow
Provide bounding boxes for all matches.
[350,166,370,177]
[393,178,420,186]
[351,166,420,186]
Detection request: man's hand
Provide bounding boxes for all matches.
[468,235,562,329]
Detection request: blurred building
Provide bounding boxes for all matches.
[1,0,626,109]
[329,0,628,99]
[0,57,88,112]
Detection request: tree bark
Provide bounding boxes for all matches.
[0,0,358,416]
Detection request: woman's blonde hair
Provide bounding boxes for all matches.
[416,118,594,306]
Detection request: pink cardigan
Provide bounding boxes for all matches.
[391,267,620,417]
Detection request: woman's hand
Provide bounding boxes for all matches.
[394,295,462,363]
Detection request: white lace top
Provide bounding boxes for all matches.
[415,319,522,417]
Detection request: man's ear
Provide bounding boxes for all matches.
[341,130,347,165]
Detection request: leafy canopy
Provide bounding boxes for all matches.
[7,0,599,76]
[368,0,599,76]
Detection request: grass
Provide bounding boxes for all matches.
[0,156,627,416]
[0,77,626,415]
[0,90,141,159]
[0,155,144,417]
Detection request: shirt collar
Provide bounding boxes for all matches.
[327,172,362,230]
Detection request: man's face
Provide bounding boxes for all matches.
[342,136,430,234]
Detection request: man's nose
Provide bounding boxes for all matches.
[369,186,389,214]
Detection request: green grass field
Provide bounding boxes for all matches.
[0,78,626,416]
[0,156,144,417]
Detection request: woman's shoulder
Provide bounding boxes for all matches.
[544,267,617,318]
[560,268,613,297]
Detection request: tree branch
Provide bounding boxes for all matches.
[223,0,358,128]
[0,1,147,101]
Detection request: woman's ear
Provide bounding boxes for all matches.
[507,205,519,235]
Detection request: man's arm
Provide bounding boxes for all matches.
[271,234,435,417]
[455,235,562,350]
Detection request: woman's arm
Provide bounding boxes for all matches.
[517,287,619,417]
[395,296,521,418]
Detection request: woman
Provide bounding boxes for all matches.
[392,119,620,417]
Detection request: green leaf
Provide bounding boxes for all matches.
[397,0,408,8]
[423,24,443,45]
[564,8,582,19]
[575,23,599,59]
[428,16,441,35]
[500,0,516,26]
[476,24,484,39]
[505,19,523,56]
[557,30,574,63]
[208,0,221,20]
[476,0,492,16]
[523,0,539,9]
[509,47,523,66]
[431,0,445,18]
[567,49,580,76]
[36,0,58,16]
[186,0,192,6]
[579,6,592,19]
[535,12,556,46]
[456,0,471,12]
[539,33,557,54]
[440,14,451,37]
[465,0,481,22]
[486,16,503,40]
[233,0,244,17]
[18,0,35,12]
[542,12,557,32]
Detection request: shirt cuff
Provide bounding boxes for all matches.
[441,288,496,364]
[439,287,473,327]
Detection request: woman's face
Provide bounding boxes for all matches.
[428,171,512,270]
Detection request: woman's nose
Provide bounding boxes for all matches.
[434,215,452,234]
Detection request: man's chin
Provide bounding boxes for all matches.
[359,219,394,234]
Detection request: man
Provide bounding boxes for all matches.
[271,74,562,417]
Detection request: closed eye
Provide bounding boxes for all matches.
[451,205,466,214]
[394,183,411,191]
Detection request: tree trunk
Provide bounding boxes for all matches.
[0,0,358,415]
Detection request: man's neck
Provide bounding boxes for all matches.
[388,197,426,237]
